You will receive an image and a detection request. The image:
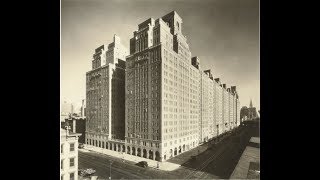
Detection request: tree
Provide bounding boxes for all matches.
[240,106,249,120]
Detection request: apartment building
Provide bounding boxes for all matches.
[124,11,241,161]
[85,35,128,148]
[61,128,81,180]
[125,11,203,161]
[84,11,241,162]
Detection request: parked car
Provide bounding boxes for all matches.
[208,145,215,150]
[79,168,96,177]
[191,155,197,161]
[136,161,148,168]
[78,143,84,149]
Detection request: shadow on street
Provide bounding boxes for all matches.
[169,121,260,179]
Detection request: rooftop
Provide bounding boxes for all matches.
[250,137,260,144]
[162,11,183,23]
[60,128,82,138]
[230,137,260,179]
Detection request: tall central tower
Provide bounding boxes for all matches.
[125,11,200,161]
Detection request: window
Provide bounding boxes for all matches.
[61,144,63,154]
[70,172,74,180]
[61,160,63,170]
[70,158,75,167]
[70,143,75,152]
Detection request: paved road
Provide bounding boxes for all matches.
[79,150,179,179]
[79,152,143,179]
[79,125,257,179]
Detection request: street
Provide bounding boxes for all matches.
[79,152,144,179]
[79,151,178,179]
[79,124,258,179]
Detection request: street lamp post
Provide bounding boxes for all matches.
[109,160,113,179]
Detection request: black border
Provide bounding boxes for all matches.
[42,0,299,179]
[260,0,310,179]
[46,0,60,179]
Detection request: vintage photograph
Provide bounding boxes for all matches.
[61,0,259,179]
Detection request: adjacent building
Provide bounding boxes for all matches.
[214,78,223,136]
[199,69,214,143]
[231,86,239,127]
[236,97,241,125]
[85,35,128,148]
[62,117,86,144]
[61,128,81,180]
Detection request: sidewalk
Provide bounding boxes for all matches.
[82,144,180,171]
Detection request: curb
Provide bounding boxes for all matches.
[82,145,180,171]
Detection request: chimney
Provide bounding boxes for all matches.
[204,69,213,80]
[209,73,213,80]
[114,34,120,44]
[66,127,69,136]
[71,104,74,114]
[95,45,104,53]
[191,56,200,69]
[81,99,85,117]
[204,69,211,75]
[231,86,236,92]
[72,119,76,133]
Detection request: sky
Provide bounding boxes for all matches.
[61,0,259,110]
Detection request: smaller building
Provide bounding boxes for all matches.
[62,117,86,144]
[61,128,82,180]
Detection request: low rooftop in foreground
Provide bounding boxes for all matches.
[248,137,260,148]
[230,137,260,179]
[250,137,260,144]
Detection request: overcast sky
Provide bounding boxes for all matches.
[61,0,259,110]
